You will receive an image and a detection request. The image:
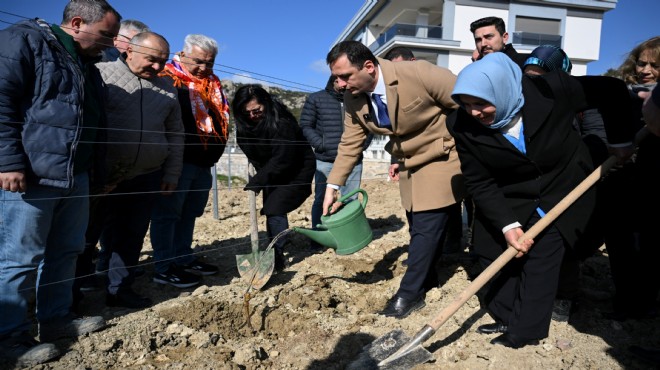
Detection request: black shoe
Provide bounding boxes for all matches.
[106,289,152,309]
[39,314,106,342]
[0,332,60,367]
[490,333,539,349]
[477,322,508,334]
[379,295,425,319]
[180,260,219,276]
[274,253,289,271]
[629,345,660,365]
[153,266,200,288]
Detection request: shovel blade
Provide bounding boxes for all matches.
[236,249,275,290]
[347,329,433,370]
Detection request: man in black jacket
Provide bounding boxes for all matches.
[300,76,370,249]
[0,0,120,365]
[470,16,528,68]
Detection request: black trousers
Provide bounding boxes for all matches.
[104,171,161,295]
[266,214,289,255]
[602,166,660,316]
[397,207,450,300]
[481,217,565,341]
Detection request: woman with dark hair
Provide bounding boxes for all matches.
[232,84,316,270]
[447,53,633,348]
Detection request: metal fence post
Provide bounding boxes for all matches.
[211,164,219,220]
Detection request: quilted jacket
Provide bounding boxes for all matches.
[97,59,184,186]
[0,19,93,188]
[300,76,372,162]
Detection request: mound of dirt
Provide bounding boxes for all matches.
[7,168,660,369]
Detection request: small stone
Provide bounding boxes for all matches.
[166,323,181,335]
[155,354,170,362]
[189,332,211,348]
[556,338,572,351]
[192,285,209,296]
[542,342,554,351]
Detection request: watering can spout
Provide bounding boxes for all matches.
[291,226,338,250]
[293,189,372,255]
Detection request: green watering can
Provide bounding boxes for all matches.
[293,188,372,255]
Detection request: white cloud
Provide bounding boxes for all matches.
[310,59,330,73]
[229,73,271,86]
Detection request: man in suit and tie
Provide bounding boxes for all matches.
[323,40,466,318]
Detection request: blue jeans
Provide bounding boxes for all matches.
[0,172,89,336]
[311,160,363,230]
[150,163,212,274]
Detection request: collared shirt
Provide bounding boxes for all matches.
[368,66,388,123]
[328,64,387,191]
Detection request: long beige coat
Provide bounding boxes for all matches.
[327,58,465,212]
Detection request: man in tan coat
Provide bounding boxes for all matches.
[323,41,465,318]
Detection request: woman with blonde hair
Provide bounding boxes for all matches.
[603,36,660,321]
[618,36,659,86]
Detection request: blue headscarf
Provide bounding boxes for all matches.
[451,53,525,129]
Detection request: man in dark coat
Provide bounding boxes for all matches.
[0,0,120,365]
[470,16,528,68]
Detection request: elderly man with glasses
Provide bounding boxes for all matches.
[149,34,230,287]
[101,18,149,62]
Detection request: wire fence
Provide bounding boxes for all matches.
[0,9,395,295]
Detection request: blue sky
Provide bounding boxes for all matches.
[1,1,657,92]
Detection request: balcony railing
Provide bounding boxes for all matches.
[371,23,443,49]
[512,31,562,47]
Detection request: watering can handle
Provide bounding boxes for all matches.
[337,188,368,209]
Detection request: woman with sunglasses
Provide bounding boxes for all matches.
[232,85,316,270]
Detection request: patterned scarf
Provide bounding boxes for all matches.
[161,55,230,148]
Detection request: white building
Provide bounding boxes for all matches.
[334,0,617,161]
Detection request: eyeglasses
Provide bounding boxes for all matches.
[117,34,131,41]
[636,60,658,69]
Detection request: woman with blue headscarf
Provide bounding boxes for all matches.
[446,53,634,348]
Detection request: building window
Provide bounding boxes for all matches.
[512,16,561,47]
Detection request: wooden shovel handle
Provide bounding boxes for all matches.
[427,127,648,331]
[248,164,259,254]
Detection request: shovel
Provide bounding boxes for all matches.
[235,164,274,291]
[351,128,648,369]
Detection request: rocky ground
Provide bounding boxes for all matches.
[6,165,660,370]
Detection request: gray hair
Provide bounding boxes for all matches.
[119,19,149,35]
[62,0,121,24]
[183,34,218,57]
